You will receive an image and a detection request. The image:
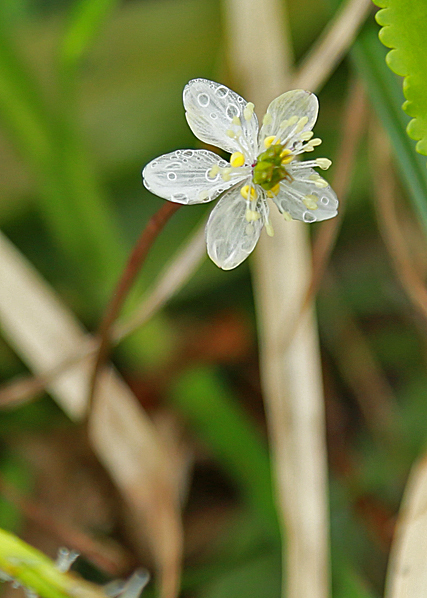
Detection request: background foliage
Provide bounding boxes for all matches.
[0,1,427,598]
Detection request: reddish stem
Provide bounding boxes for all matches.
[88,201,181,411]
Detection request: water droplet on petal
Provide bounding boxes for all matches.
[215,86,228,98]
[198,93,210,107]
[167,172,177,181]
[303,211,316,223]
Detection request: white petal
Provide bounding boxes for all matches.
[272,173,339,222]
[206,183,263,269]
[142,149,243,205]
[183,79,258,160]
[259,90,318,147]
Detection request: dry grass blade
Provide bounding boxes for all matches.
[225,1,329,597]
[385,455,427,598]
[372,126,427,323]
[0,221,207,409]
[291,0,372,91]
[0,230,183,598]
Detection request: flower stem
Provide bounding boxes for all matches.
[88,201,181,413]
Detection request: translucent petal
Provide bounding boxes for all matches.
[271,171,339,222]
[206,183,263,269]
[183,79,259,160]
[259,90,318,148]
[142,149,244,205]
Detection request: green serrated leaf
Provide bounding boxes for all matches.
[373,0,427,156]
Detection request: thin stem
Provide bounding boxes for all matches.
[88,201,181,413]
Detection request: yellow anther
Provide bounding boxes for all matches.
[300,131,314,141]
[303,194,319,210]
[245,209,260,222]
[266,223,275,237]
[309,174,328,188]
[230,152,245,167]
[304,145,315,152]
[264,135,280,149]
[240,184,257,201]
[283,211,292,221]
[280,148,294,164]
[221,168,232,182]
[226,129,235,138]
[288,115,299,126]
[266,183,281,198]
[245,223,255,236]
[295,115,309,133]
[199,190,209,200]
[232,115,241,126]
[208,165,220,178]
[309,138,322,147]
[280,119,289,129]
[316,158,332,170]
[244,102,254,121]
[263,113,273,126]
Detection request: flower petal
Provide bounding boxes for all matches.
[183,79,259,160]
[143,149,243,204]
[259,89,318,148]
[206,184,263,269]
[271,173,339,222]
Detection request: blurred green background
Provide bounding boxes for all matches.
[1,1,427,597]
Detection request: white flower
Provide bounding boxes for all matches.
[142,79,338,270]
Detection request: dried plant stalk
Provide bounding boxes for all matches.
[372,126,427,598]
[224,1,329,597]
[0,231,182,598]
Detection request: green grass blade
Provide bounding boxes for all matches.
[352,25,427,231]
[59,0,120,71]
[170,366,279,534]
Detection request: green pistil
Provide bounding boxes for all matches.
[253,145,289,191]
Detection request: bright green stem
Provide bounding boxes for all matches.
[0,528,105,598]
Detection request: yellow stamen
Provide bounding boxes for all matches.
[221,168,232,182]
[309,137,322,147]
[303,194,319,210]
[283,211,292,221]
[300,131,314,141]
[263,113,272,126]
[230,152,245,167]
[245,209,260,222]
[316,158,332,170]
[266,223,275,237]
[240,184,257,201]
[266,183,281,198]
[208,165,220,178]
[226,129,235,138]
[264,135,280,149]
[280,148,294,164]
[287,115,299,126]
[295,115,309,133]
[244,102,254,121]
[199,190,209,200]
[232,115,241,126]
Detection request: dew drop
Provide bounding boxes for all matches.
[303,211,316,223]
[165,162,181,170]
[216,86,228,98]
[226,104,239,119]
[171,193,187,202]
[167,172,177,181]
[198,93,210,107]
[183,150,194,158]
[320,196,329,205]
[210,113,218,119]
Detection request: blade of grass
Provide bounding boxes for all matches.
[0,229,183,598]
[170,366,279,534]
[225,1,330,597]
[59,0,120,72]
[352,25,427,232]
[291,0,371,91]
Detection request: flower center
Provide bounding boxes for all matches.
[252,142,293,191]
